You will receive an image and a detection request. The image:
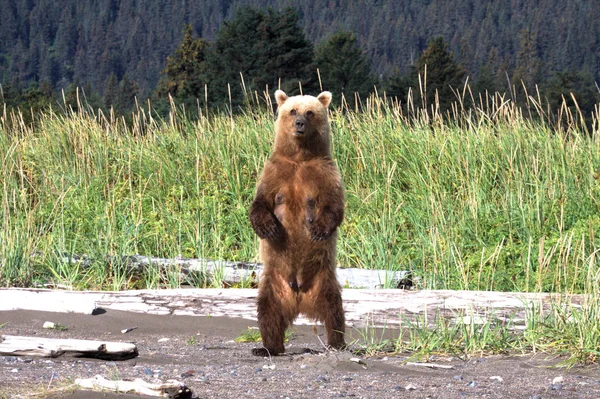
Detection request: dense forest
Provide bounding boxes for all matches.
[0,0,599,115]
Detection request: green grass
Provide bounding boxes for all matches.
[1,90,598,292]
[235,326,294,343]
[350,293,600,367]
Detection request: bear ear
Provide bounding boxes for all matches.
[275,90,288,106]
[317,91,332,108]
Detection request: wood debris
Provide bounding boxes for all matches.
[0,335,138,359]
[76,375,192,398]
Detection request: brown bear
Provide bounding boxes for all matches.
[249,89,346,356]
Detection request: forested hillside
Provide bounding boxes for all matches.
[0,0,599,105]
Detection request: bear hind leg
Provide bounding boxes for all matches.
[253,284,288,356]
[316,280,346,350]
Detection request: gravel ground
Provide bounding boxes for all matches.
[1,309,599,398]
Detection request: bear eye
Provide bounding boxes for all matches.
[290,109,297,116]
[305,110,314,118]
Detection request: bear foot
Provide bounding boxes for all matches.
[251,347,284,357]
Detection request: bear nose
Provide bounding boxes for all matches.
[295,118,305,132]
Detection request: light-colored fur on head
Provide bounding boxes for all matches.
[273,90,333,159]
[275,90,332,108]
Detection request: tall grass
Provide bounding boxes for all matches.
[0,87,598,292]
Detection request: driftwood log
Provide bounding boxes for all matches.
[0,288,583,330]
[75,375,192,398]
[53,255,412,289]
[0,335,138,359]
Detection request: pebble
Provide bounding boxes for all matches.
[454,375,464,381]
[552,376,564,384]
[393,385,403,391]
[405,383,417,391]
[180,369,195,378]
[343,377,353,382]
[490,376,503,382]
[467,381,478,388]
[315,375,330,383]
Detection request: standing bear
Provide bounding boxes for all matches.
[249,90,346,356]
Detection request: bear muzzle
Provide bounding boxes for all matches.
[293,116,307,136]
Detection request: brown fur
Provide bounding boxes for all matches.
[249,90,346,356]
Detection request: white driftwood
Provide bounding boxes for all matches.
[406,362,454,370]
[0,289,98,314]
[75,375,190,398]
[0,288,583,330]
[0,335,138,358]
[55,254,411,289]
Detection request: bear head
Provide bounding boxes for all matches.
[273,90,332,159]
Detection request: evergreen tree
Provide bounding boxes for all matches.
[206,7,314,107]
[155,24,209,107]
[543,70,599,128]
[314,31,373,105]
[413,36,465,112]
[513,28,542,97]
[104,73,119,110]
[117,74,139,112]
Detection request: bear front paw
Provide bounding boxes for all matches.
[309,222,334,241]
[254,219,283,240]
[250,210,283,240]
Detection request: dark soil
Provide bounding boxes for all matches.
[1,309,599,398]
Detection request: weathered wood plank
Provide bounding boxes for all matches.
[0,335,138,359]
[55,255,411,289]
[75,375,191,397]
[0,288,583,330]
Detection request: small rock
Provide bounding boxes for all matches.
[180,370,195,378]
[10,368,19,373]
[157,337,170,343]
[43,321,56,329]
[143,367,152,375]
[343,377,353,382]
[393,385,403,391]
[454,375,464,381]
[121,326,138,334]
[300,364,307,369]
[405,383,417,391]
[490,376,503,382]
[550,383,563,391]
[262,364,276,370]
[316,375,330,383]
[467,381,478,388]
[552,376,564,384]
[349,357,366,365]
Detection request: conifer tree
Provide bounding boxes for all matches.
[413,36,465,112]
[206,7,314,107]
[314,31,373,105]
[155,24,209,107]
